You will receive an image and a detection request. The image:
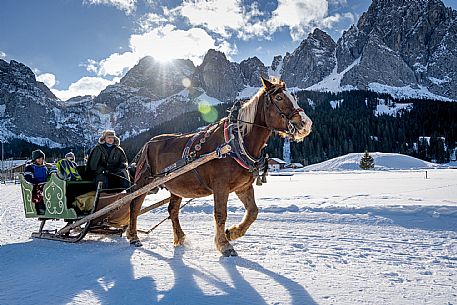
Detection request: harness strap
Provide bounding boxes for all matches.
[224,121,251,170]
[192,169,213,192]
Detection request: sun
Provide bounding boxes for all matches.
[152,48,178,63]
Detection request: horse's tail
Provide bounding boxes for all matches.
[130,142,155,191]
[130,134,182,191]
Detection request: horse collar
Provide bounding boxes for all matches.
[225,102,267,173]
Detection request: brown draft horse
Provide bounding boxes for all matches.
[128,78,313,256]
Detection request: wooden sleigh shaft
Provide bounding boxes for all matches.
[57,144,231,235]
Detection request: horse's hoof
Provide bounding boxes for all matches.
[174,240,185,247]
[221,245,238,257]
[130,240,143,247]
[173,234,186,247]
[222,248,238,257]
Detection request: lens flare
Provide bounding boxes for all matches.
[182,77,191,88]
[198,100,218,123]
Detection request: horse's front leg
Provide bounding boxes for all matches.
[213,187,237,257]
[226,185,258,241]
[127,193,147,247]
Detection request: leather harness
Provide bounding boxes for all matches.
[134,85,303,186]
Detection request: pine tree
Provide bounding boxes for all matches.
[359,150,375,170]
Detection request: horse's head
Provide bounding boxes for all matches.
[260,77,312,142]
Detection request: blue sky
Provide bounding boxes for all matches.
[1,0,456,100]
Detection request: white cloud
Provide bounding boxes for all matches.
[177,0,247,38]
[328,0,348,6]
[92,24,236,77]
[36,73,56,88]
[97,51,139,77]
[51,77,116,101]
[130,25,230,64]
[319,12,355,29]
[137,12,168,31]
[173,0,347,41]
[83,0,137,14]
[267,0,329,41]
[80,59,99,73]
[0,51,6,59]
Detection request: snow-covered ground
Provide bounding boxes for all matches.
[301,152,442,171]
[1,169,457,304]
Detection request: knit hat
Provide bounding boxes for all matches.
[98,129,120,145]
[31,149,45,161]
[65,152,75,161]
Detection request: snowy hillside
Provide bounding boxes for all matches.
[302,152,441,171]
[1,170,456,304]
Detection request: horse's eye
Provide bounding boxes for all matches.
[275,95,282,101]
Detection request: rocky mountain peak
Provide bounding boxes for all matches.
[201,49,228,63]
[309,28,335,46]
[192,49,245,102]
[0,59,57,101]
[119,56,195,100]
[6,60,36,83]
[240,56,268,87]
[280,28,337,88]
[335,0,457,99]
[270,55,283,75]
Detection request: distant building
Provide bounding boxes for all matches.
[1,159,27,171]
[416,136,447,150]
[285,162,304,169]
[0,159,27,182]
[268,158,287,171]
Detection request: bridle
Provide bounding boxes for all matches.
[262,86,304,137]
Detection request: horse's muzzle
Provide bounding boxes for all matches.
[291,114,312,141]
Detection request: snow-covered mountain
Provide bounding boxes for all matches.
[191,50,268,102]
[0,58,197,147]
[308,0,457,100]
[2,0,457,148]
[280,28,337,89]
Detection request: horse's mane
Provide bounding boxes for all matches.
[238,78,283,136]
[238,89,263,137]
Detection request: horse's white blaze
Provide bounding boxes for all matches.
[284,90,313,133]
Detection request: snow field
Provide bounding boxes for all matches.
[0,169,456,304]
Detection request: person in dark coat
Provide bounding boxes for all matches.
[86,130,131,192]
[24,149,49,214]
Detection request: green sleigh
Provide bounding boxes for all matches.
[20,173,79,219]
[18,173,119,242]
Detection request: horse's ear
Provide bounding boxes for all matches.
[261,77,273,91]
[280,80,286,89]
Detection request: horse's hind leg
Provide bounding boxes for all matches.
[226,185,258,241]
[127,193,147,247]
[168,194,185,246]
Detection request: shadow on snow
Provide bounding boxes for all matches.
[0,239,316,305]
